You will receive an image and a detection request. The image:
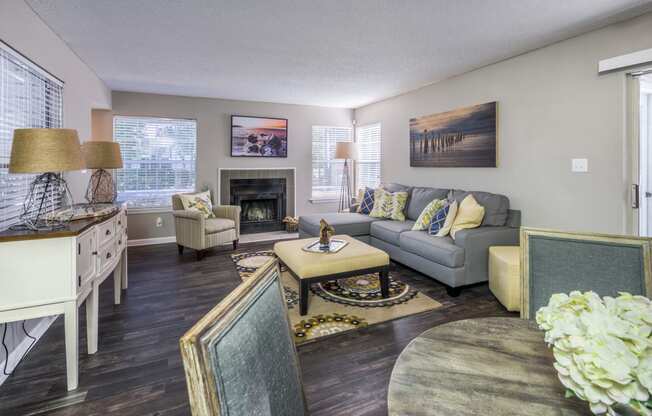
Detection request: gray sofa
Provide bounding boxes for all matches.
[298,183,521,296]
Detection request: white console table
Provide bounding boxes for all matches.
[0,204,128,390]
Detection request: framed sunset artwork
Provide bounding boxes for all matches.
[231,115,288,157]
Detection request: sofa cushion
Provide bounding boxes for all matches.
[450,190,509,226]
[370,220,416,246]
[407,187,450,221]
[205,218,235,234]
[399,231,465,268]
[298,213,382,237]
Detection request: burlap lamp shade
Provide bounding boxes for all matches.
[334,142,358,160]
[81,141,123,169]
[9,128,83,173]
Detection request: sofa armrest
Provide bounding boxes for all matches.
[213,205,241,238]
[453,226,520,285]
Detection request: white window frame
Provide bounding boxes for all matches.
[113,116,198,211]
[311,125,353,202]
[355,122,381,192]
[0,41,64,231]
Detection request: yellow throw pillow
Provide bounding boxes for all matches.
[435,200,458,237]
[450,194,485,239]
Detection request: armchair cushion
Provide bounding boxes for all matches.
[205,218,236,234]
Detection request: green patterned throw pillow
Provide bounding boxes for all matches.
[368,188,389,218]
[369,189,409,221]
[179,190,216,219]
[412,199,446,231]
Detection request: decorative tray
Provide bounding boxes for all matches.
[47,203,119,221]
[302,238,348,253]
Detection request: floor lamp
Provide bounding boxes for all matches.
[8,128,83,231]
[334,142,358,212]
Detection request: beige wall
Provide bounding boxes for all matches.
[111,91,353,240]
[354,12,652,235]
[91,109,114,141]
[0,0,111,384]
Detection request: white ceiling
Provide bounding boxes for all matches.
[26,0,652,108]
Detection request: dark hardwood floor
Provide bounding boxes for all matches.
[0,241,514,416]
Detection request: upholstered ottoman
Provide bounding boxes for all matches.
[274,235,390,316]
[488,246,520,312]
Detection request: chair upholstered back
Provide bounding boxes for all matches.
[179,258,307,416]
[520,228,652,319]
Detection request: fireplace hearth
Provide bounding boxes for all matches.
[230,178,286,234]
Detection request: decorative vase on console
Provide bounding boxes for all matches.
[536,291,652,416]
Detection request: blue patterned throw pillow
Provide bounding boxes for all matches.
[358,187,375,215]
[428,203,450,235]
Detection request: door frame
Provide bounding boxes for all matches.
[627,74,641,235]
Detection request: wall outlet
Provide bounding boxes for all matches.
[156,217,163,228]
[571,158,588,173]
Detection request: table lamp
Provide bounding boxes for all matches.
[81,141,123,204]
[334,141,358,212]
[9,128,83,230]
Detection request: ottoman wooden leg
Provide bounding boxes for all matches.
[299,280,309,316]
[379,269,390,298]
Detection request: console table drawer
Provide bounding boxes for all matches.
[98,217,116,246]
[116,232,126,252]
[116,210,127,231]
[98,241,117,274]
[76,229,97,289]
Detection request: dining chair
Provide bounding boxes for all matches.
[179,258,308,416]
[520,227,652,319]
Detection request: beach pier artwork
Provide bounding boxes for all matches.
[409,102,497,167]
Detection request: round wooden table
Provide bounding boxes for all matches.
[388,317,589,415]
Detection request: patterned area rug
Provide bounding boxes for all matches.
[231,250,442,344]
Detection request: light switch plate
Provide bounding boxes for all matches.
[572,158,588,173]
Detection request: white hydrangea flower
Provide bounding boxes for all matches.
[537,292,652,415]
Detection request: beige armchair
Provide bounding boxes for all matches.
[172,194,241,260]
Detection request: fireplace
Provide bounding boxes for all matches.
[230,178,286,234]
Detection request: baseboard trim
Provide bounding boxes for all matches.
[128,236,176,247]
[0,316,57,386]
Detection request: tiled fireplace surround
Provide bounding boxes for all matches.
[218,168,296,234]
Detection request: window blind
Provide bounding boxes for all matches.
[0,43,63,231]
[311,125,353,200]
[356,123,381,191]
[114,116,197,209]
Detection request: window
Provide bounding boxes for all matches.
[0,42,63,231]
[114,116,197,209]
[311,125,353,200]
[356,123,381,191]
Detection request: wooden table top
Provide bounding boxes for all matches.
[388,317,589,415]
[0,204,123,243]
